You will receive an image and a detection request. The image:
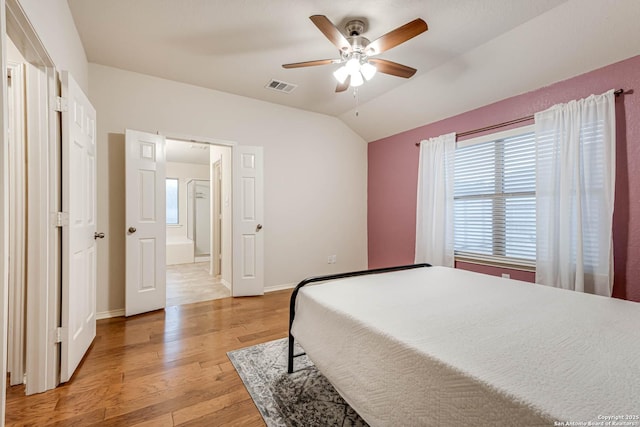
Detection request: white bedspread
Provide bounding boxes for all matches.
[291,266,640,426]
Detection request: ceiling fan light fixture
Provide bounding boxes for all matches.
[345,56,361,74]
[361,61,377,81]
[283,15,428,94]
[333,65,349,84]
[350,71,364,87]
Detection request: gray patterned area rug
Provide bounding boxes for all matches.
[227,338,368,427]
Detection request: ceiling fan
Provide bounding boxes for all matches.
[283,15,428,92]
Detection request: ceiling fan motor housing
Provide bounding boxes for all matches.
[346,36,370,54]
[345,19,366,36]
[345,20,370,53]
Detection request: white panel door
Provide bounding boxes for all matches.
[232,146,264,296]
[61,71,97,383]
[125,129,166,316]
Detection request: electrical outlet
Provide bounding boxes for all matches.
[327,255,337,264]
[501,273,510,279]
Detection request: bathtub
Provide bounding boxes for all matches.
[166,237,194,265]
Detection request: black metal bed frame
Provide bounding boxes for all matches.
[287,263,431,373]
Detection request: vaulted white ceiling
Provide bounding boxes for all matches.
[67,0,640,141]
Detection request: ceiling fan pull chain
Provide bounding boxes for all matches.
[354,87,359,117]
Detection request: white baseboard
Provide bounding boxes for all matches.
[264,282,295,293]
[96,309,125,320]
[221,279,232,291]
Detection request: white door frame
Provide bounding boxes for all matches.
[5,0,61,396]
[0,0,10,421]
[158,131,236,149]
[6,60,26,387]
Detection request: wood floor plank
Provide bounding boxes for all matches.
[176,398,264,427]
[130,412,174,427]
[102,372,244,425]
[171,387,252,425]
[5,290,291,426]
[48,408,106,427]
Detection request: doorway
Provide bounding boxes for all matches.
[164,139,232,306]
[3,18,65,396]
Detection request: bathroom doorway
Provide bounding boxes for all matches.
[164,139,232,306]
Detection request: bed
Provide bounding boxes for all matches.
[288,264,640,426]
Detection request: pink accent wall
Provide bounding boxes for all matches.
[368,55,640,302]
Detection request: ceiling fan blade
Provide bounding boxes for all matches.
[282,59,337,69]
[310,15,352,53]
[366,18,428,56]
[369,58,417,78]
[336,75,351,93]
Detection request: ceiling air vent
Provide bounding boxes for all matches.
[265,79,297,94]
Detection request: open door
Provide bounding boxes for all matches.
[60,71,97,382]
[125,129,166,316]
[232,146,264,296]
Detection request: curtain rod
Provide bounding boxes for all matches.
[415,89,625,147]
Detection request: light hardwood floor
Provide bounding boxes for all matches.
[166,262,231,307]
[5,290,291,426]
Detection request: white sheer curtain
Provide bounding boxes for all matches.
[535,90,616,296]
[415,133,456,267]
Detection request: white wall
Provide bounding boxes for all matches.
[90,63,368,314]
[16,0,88,92]
[166,161,209,241]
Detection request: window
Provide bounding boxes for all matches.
[166,178,179,225]
[453,126,536,266]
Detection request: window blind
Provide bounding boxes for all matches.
[454,130,536,264]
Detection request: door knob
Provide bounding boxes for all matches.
[128,227,137,234]
[256,224,263,232]
[94,232,105,239]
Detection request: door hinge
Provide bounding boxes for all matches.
[53,212,69,227]
[53,96,68,112]
[55,327,64,343]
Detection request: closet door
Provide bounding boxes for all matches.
[60,71,98,382]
